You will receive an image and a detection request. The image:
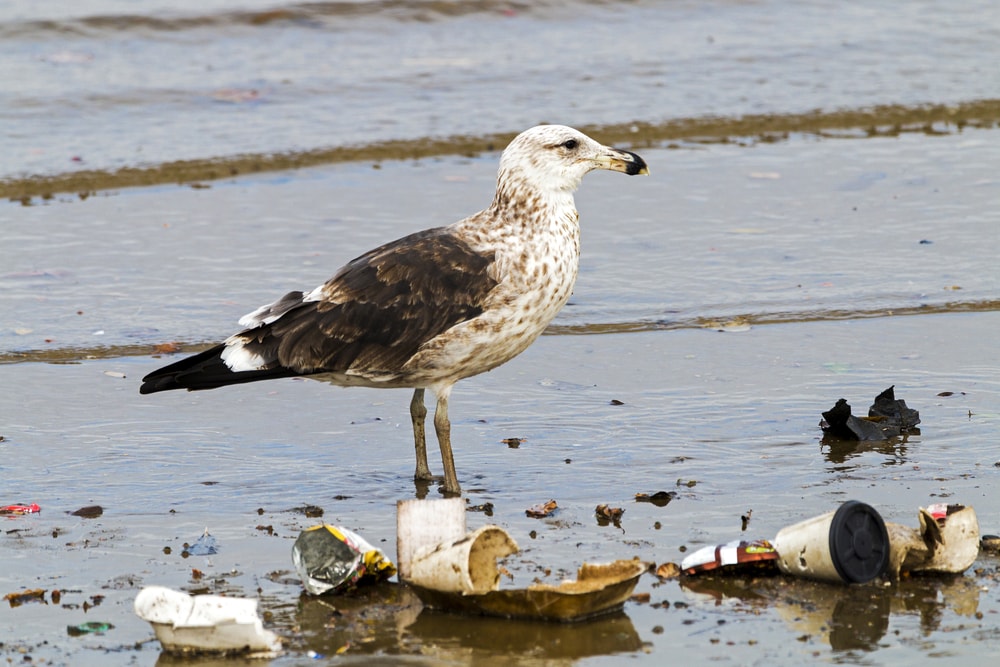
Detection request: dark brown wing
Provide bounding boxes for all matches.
[142,227,499,393]
[262,227,497,373]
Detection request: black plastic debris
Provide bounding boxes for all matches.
[820,386,920,441]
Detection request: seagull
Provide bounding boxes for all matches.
[140,125,648,495]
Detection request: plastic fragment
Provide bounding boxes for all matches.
[185,529,218,556]
[397,498,648,621]
[681,539,780,575]
[67,622,113,636]
[526,499,558,518]
[292,524,396,595]
[884,504,979,577]
[134,586,281,656]
[0,503,40,515]
[820,386,920,440]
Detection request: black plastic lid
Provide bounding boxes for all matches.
[828,500,889,583]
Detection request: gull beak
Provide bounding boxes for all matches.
[593,146,650,176]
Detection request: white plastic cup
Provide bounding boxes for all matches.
[773,501,889,584]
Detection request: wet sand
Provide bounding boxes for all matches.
[2,125,1000,665]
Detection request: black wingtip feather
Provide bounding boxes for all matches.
[140,344,298,394]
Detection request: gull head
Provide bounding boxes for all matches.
[495,125,649,200]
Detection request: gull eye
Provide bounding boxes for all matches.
[561,139,579,150]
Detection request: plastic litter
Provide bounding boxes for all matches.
[773,500,889,583]
[133,585,281,657]
[408,525,518,594]
[681,501,980,585]
[0,503,40,515]
[396,498,649,621]
[526,499,558,518]
[883,503,979,577]
[411,558,650,622]
[67,622,113,636]
[680,539,779,575]
[292,524,396,595]
[396,497,468,583]
[185,528,218,556]
[820,386,920,440]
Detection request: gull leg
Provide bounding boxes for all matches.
[433,385,461,495]
[410,388,433,481]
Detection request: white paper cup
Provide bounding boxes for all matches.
[406,525,519,594]
[396,497,467,581]
[773,501,889,584]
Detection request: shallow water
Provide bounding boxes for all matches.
[3,128,998,358]
[2,0,1000,664]
[2,129,999,665]
[2,314,999,664]
[3,0,1000,186]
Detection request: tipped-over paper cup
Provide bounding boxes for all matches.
[773,500,889,584]
[406,525,518,594]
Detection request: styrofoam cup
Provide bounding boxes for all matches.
[773,500,889,584]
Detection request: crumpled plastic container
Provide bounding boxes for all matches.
[292,524,396,595]
[133,586,281,657]
[884,503,979,577]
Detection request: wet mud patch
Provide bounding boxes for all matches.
[5,99,1000,202]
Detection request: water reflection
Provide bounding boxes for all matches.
[407,610,644,662]
[156,654,272,667]
[681,573,981,652]
[820,434,915,466]
[286,583,644,664]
